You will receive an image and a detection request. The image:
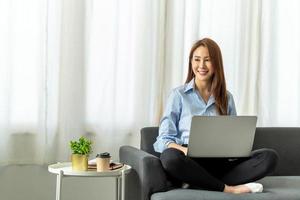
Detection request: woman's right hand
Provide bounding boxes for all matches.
[167,143,188,155]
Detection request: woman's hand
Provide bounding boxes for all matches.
[181,146,188,155]
[167,143,188,155]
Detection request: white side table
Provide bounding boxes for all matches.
[48,162,131,200]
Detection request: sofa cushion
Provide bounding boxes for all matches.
[253,128,300,175]
[140,127,160,157]
[151,176,300,200]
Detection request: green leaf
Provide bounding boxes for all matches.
[69,136,92,155]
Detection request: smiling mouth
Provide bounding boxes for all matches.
[197,70,208,75]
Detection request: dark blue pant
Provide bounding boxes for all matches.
[160,148,278,191]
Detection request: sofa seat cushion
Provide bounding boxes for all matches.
[151,176,300,200]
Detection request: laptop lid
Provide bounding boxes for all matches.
[187,116,257,158]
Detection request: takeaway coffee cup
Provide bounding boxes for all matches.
[96,152,111,172]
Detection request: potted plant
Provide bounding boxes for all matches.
[70,136,92,171]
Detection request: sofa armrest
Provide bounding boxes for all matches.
[119,145,171,200]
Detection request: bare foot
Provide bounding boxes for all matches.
[223,184,251,194]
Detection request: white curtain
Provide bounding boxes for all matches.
[84,0,166,160]
[0,0,49,164]
[0,0,300,165]
[164,0,300,126]
[0,0,166,165]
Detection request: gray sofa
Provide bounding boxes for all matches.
[119,127,300,200]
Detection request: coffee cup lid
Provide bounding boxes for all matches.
[96,152,111,158]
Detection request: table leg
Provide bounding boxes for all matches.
[56,170,63,200]
[115,177,119,200]
[121,170,125,200]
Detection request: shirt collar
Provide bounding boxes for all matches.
[184,78,216,106]
[207,95,216,106]
[184,78,195,93]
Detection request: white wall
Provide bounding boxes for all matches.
[0,165,116,200]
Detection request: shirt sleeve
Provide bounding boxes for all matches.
[227,91,237,116]
[153,89,182,153]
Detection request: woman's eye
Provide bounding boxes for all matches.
[194,59,200,62]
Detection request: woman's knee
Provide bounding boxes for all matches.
[160,148,185,171]
[252,148,279,173]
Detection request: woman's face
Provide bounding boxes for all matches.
[191,46,214,83]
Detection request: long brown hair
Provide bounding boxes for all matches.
[185,38,228,115]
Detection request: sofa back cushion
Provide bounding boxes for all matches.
[253,127,300,176]
[141,127,161,158]
[141,127,300,176]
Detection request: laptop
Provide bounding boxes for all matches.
[187,116,257,158]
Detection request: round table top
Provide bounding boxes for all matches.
[48,162,131,177]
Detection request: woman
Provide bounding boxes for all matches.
[153,38,278,194]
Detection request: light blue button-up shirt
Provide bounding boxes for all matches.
[153,78,237,153]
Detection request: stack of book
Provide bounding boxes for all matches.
[88,159,124,170]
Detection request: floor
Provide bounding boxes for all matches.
[0,164,116,200]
